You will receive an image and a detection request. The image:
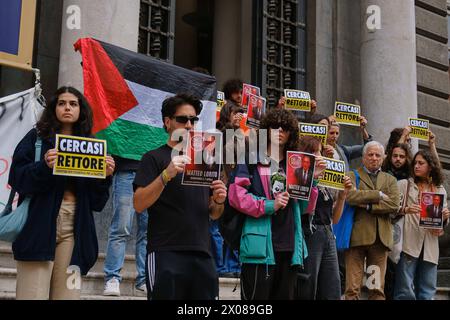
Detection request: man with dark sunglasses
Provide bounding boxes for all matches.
[173,115,199,124]
[133,93,227,300]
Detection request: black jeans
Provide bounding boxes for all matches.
[240,252,298,300]
[297,225,341,300]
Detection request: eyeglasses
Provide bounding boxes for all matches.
[172,116,199,124]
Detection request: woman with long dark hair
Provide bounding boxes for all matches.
[228,108,326,300]
[8,86,115,300]
[393,150,449,300]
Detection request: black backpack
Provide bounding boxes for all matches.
[219,164,257,251]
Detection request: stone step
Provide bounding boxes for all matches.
[0,291,146,300]
[435,287,450,300]
[437,269,450,288]
[0,242,139,280]
[0,266,240,300]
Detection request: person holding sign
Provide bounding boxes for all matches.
[327,116,373,171]
[8,87,115,300]
[228,109,325,300]
[393,150,449,300]
[391,125,440,168]
[344,141,400,300]
[295,136,353,300]
[223,78,243,108]
[277,95,318,123]
[133,94,227,300]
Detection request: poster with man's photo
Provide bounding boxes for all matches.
[286,151,316,200]
[241,83,260,108]
[420,192,445,229]
[182,131,222,187]
[246,93,266,129]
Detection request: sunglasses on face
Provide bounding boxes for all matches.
[172,116,200,124]
[234,108,245,114]
[271,124,290,132]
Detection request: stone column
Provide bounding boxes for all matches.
[58,0,140,90]
[212,0,241,88]
[212,0,253,89]
[360,0,418,150]
[58,0,140,253]
[307,0,335,114]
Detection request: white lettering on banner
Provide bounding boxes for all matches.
[59,138,104,155]
[336,104,360,114]
[300,125,326,135]
[326,159,345,173]
[285,91,309,99]
[410,119,428,129]
[66,5,81,30]
[366,5,381,32]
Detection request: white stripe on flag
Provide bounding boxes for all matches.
[122,81,216,131]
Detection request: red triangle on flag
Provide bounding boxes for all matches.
[74,38,138,133]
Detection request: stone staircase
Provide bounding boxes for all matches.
[0,242,240,300]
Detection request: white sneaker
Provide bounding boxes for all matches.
[103,278,120,296]
[135,283,147,297]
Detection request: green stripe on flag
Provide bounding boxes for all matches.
[96,118,168,161]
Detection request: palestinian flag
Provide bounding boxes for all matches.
[74,38,217,160]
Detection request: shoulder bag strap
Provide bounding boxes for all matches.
[1,137,42,216]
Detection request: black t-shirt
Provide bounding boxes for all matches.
[269,160,295,252]
[312,187,334,226]
[133,144,211,256]
[113,155,140,172]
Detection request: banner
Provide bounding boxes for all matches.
[246,94,266,129]
[419,192,444,230]
[182,131,223,187]
[298,123,328,145]
[0,88,44,211]
[0,0,37,70]
[53,134,107,179]
[284,89,311,112]
[318,158,345,190]
[286,151,316,200]
[408,117,429,141]
[334,102,361,127]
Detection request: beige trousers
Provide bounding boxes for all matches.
[344,241,388,300]
[16,201,81,300]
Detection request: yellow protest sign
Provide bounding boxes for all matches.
[299,123,328,145]
[318,158,345,190]
[53,134,107,179]
[216,91,225,121]
[334,102,361,126]
[408,118,429,141]
[217,91,225,109]
[284,89,311,112]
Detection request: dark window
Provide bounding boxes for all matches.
[253,0,307,109]
[138,0,176,62]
